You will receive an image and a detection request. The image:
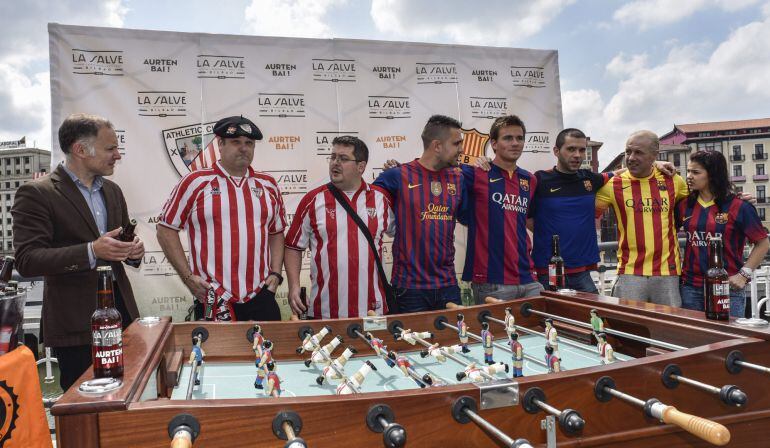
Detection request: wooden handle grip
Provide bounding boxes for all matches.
[661,406,730,446]
[445,302,462,309]
[484,296,502,304]
[170,433,192,448]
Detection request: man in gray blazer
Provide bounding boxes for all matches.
[12,113,144,391]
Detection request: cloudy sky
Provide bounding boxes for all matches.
[1,0,769,167]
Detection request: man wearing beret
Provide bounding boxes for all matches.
[157,116,287,321]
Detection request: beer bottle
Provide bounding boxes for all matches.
[299,287,308,320]
[91,266,124,378]
[548,235,565,291]
[0,256,14,289]
[118,218,137,242]
[705,236,730,320]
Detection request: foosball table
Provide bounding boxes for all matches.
[52,291,770,447]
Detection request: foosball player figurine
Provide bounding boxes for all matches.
[596,332,616,364]
[316,345,358,385]
[455,361,509,383]
[590,309,604,335]
[264,361,281,397]
[419,343,447,363]
[189,335,205,386]
[509,332,524,378]
[545,345,561,373]
[305,335,343,367]
[457,313,471,353]
[252,324,264,360]
[365,332,392,367]
[397,329,434,345]
[481,322,494,364]
[504,306,517,338]
[335,361,378,395]
[297,325,332,355]
[544,318,559,357]
[255,339,274,389]
[387,351,423,387]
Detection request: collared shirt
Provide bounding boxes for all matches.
[61,163,107,268]
[159,161,286,302]
[285,181,395,318]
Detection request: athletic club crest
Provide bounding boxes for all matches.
[715,213,729,224]
[251,186,264,198]
[519,178,530,192]
[162,121,220,177]
[367,207,377,218]
[430,181,443,196]
[584,179,593,191]
[447,183,457,195]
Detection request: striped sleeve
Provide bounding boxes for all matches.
[673,175,689,202]
[159,172,209,230]
[263,176,287,234]
[737,201,768,243]
[285,191,316,250]
[595,176,616,216]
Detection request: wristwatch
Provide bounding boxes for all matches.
[268,271,284,285]
[739,266,754,280]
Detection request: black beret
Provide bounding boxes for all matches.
[213,115,263,140]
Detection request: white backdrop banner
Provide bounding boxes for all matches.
[48,24,563,320]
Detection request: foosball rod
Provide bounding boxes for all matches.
[452,396,533,448]
[438,319,555,370]
[520,302,687,351]
[185,359,198,401]
[482,312,599,357]
[726,350,770,375]
[661,364,747,407]
[394,326,496,382]
[521,387,585,435]
[313,340,363,394]
[594,376,730,446]
[352,328,430,388]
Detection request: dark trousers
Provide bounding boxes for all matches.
[54,344,92,392]
[232,289,282,321]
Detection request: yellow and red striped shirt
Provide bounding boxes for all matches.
[596,168,688,276]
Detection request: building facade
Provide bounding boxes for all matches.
[660,118,770,224]
[0,144,51,256]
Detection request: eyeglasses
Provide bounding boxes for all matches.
[326,155,361,164]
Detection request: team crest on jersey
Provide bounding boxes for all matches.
[431,181,443,196]
[367,207,377,218]
[251,186,264,197]
[715,213,729,224]
[657,181,668,191]
[583,180,592,191]
[326,208,336,218]
[210,187,221,195]
[447,183,457,195]
[519,178,530,192]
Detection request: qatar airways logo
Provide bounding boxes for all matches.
[624,197,669,213]
[688,231,722,247]
[492,192,529,213]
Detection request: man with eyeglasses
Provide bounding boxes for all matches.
[157,115,287,322]
[284,136,395,318]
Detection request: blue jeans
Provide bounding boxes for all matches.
[394,285,461,313]
[680,284,746,318]
[537,271,598,294]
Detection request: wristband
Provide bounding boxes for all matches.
[268,271,284,285]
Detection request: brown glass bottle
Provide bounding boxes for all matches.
[299,287,308,320]
[548,235,565,291]
[0,256,14,289]
[91,266,124,378]
[118,219,137,242]
[705,236,730,320]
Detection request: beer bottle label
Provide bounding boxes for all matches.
[713,281,730,312]
[549,264,556,286]
[92,323,123,370]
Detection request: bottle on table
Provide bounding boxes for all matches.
[91,266,124,378]
[0,256,14,290]
[299,287,308,320]
[117,218,138,242]
[548,235,565,291]
[705,236,730,321]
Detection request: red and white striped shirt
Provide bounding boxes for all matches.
[285,182,394,318]
[160,161,286,303]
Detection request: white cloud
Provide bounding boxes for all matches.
[564,14,770,168]
[243,0,347,38]
[0,0,127,148]
[370,0,575,45]
[613,0,760,30]
[606,53,649,77]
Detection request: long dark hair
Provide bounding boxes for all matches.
[687,150,734,206]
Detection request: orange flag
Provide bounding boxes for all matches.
[0,345,52,447]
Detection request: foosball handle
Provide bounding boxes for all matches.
[170,432,192,448]
[445,302,463,309]
[484,296,502,304]
[660,405,730,446]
